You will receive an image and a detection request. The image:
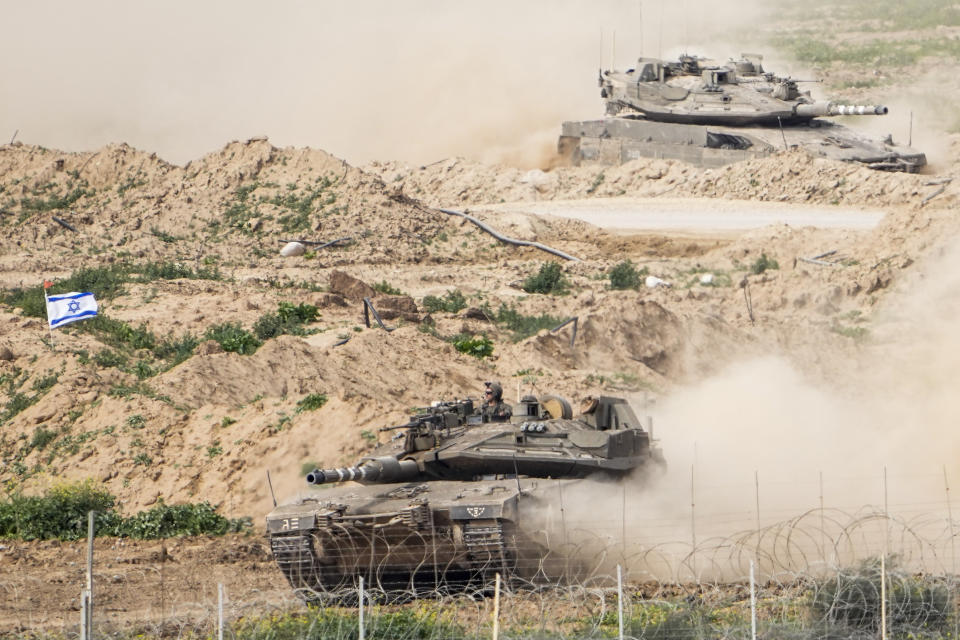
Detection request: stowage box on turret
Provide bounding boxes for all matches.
[266,394,663,599]
[559,53,925,172]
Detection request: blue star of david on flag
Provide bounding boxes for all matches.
[45,291,98,329]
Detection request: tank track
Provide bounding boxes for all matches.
[463,520,512,578]
[269,533,323,593]
[269,518,518,598]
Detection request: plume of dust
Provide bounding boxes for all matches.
[0,0,767,168]
[532,237,960,581]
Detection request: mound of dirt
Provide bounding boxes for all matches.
[1,134,957,531]
[365,148,954,210]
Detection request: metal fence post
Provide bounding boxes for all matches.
[359,576,365,640]
[79,589,90,640]
[750,560,757,640]
[492,573,501,640]
[86,511,94,638]
[218,583,224,640]
[617,564,624,640]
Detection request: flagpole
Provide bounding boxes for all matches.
[43,280,55,350]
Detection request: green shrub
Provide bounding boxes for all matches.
[296,393,328,412]
[422,289,467,314]
[81,315,156,351]
[277,301,318,324]
[608,260,649,290]
[149,227,177,243]
[94,349,127,368]
[253,302,319,340]
[205,323,260,355]
[29,426,58,451]
[750,253,780,275]
[31,371,58,392]
[132,360,153,379]
[373,280,404,295]
[115,501,248,538]
[2,392,37,422]
[452,335,494,359]
[252,312,287,340]
[521,261,569,295]
[0,481,250,540]
[490,304,566,342]
[0,480,117,541]
[150,332,199,366]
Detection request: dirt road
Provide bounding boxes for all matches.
[479,197,887,234]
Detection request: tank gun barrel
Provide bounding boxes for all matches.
[305,456,419,485]
[794,101,888,118]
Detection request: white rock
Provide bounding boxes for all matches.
[280,242,306,257]
[645,275,671,288]
[699,273,715,285]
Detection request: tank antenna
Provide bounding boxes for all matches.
[266,469,277,507]
[639,1,644,57]
[512,455,523,496]
[600,29,604,70]
[658,0,664,59]
[612,30,617,70]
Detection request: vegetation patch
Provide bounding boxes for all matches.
[0,480,249,541]
[422,289,467,314]
[253,302,320,340]
[452,335,494,359]
[231,607,469,640]
[486,304,566,342]
[18,178,95,213]
[812,557,950,634]
[521,261,570,295]
[372,280,405,296]
[0,261,221,319]
[296,393,328,412]
[608,260,649,290]
[204,323,261,355]
[750,253,780,275]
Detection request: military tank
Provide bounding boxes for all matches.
[559,53,925,172]
[266,393,662,599]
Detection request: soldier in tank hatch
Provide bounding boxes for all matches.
[480,381,512,423]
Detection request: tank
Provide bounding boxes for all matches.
[559,53,925,172]
[265,393,663,600]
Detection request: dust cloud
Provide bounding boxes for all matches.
[1,0,766,168]
[552,236,960,559]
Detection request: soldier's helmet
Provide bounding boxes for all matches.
[484,382,503,402]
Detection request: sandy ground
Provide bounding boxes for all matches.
[4,18,960,630]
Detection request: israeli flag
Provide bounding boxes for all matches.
[46,292,98,329]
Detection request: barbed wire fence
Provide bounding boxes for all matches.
[11,465,960,639]
[10,506,955,639]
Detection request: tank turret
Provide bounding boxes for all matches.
[266,392,663,598]
[562,52,926,172]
